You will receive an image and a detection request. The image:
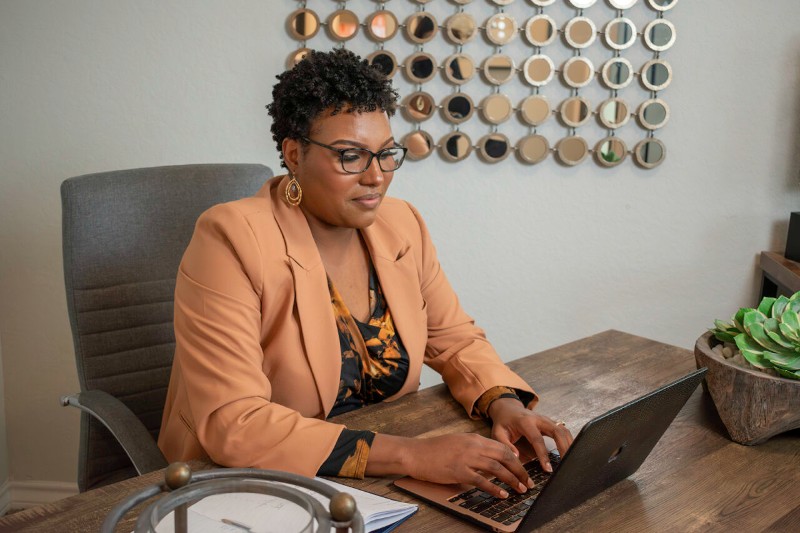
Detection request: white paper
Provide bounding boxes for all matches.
[148,477,417,533]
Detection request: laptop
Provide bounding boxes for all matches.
[394,368,707,532]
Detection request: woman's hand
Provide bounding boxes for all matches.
[403,433,536,498]
[367,433,534,499]
[487,398,574,473]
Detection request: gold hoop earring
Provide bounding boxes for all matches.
[285,172,302,207]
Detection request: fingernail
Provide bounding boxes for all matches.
[527,478,535,489]
[517,482,526,493]
[544,462,553,473]
[499,490,509,499]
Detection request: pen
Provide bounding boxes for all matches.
[221,518,253,531]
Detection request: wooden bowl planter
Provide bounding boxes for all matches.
[694,331,800,445]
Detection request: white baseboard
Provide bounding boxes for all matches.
[0,480,10,516]
[4,479,78,511]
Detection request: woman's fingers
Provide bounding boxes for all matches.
[410,434,534,498]
[468,471,511,499]
[492,408,575,474]
[475,449,530,494]
[551,420,574,457]
[492,429,520,460]
[525,428,555,473]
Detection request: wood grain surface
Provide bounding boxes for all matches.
[2,330,798,532]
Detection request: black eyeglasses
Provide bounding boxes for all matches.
[301,136,407,174]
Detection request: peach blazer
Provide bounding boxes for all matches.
[158,175,537,476]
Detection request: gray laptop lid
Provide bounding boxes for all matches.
[520,368,707,531]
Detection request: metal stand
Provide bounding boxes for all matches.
[101,463,364,533]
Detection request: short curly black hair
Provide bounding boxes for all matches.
[267,49,399,167]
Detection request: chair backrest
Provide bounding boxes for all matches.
[62,163,273,491]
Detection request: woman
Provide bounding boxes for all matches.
[159,49,573,500]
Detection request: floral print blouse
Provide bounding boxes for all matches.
[316,264,526,478]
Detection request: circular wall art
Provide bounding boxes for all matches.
[365,11,399,42]
[641,59,673,91]
[559,96,592,128]
[405,12,438,44]
[601,57,634,90]
[440,131,473,162]
[517,134,550,164]
[525,15,557,47]
[402,130,435,161]
[564,17,597,49]
[441,93,475,124]
[634,138,667,168]
[648,0,679,12]
[287,9,319,41]
[556,136,589,166]
[637,98,670,130]
[443,54,475,85]
[604,18,637,50]
[482,54,516,85]
[405,52,437,84]
[610,0,639,8]
[522,55,555,87]
[562,56,595,88]
[595,137,628,167]
[486,13,518,46]
[597,98,631,129]
[445,12,478,45]
[519,95,551,126]
[478,133,512,163]
[480,93,514,125]
[326,10,359,41]
[403,91,436,122]
[285,0,677,168]
[644,19,676,52]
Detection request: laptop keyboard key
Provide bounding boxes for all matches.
[471,500,495,513]
[449,453,559,524]
[460,496,485,508]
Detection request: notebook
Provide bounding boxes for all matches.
[150,476,417,533]
[394,368,707,532]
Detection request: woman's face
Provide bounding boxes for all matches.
[283,109,397,231]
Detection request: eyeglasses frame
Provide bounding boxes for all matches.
[300,136,408,174]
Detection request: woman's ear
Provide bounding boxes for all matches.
[282,137,301,174]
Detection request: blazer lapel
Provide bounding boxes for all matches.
[362,215,426,398]
[270,176,341,416]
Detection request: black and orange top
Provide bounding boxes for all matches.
[317,264,529,478]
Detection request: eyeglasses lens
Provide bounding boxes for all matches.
[341,148,405,173]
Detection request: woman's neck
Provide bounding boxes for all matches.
[302,212,371,320]
[305,217,363,270]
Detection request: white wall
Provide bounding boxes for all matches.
[1,0,799,496]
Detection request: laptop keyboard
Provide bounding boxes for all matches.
[447,451,561,527]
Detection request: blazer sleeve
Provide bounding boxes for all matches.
[406,203,539,417]
[171,203,344,475]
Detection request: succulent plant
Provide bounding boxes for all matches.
[710,292,800,380]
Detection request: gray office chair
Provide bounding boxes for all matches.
[60,163,273,492]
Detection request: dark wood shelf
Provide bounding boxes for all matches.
[759,251,800,299]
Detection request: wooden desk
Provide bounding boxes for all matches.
[2,330,798,532]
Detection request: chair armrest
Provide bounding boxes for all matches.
[61,390,168,475]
